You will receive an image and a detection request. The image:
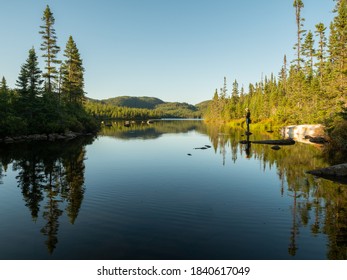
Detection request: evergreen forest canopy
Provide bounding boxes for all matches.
[0,5,97,137]
[205,0,347,133]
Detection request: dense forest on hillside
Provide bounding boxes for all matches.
[205,0,347,152]
[0,6,97,138]
[85,96,207,119]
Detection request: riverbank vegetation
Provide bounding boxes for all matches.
[0,5,98,138]
[204,0,347,152]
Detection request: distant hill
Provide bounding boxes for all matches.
[195,100,211,115]
[85,96,211,119]
[101,96,165,109]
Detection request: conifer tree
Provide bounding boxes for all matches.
[302,30,315,77]
[61,36,85,104]
[279,55,288,93]
[293,0,305,70]
[0,76,8,94]
[39,5,61,94]
[315,23,327,82]
[16,47,42,99]
[329,0,347,94]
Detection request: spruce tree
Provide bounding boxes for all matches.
[0,76,8,94]
[61,36,85,104]
[315,23,327,82]
[16,47,42,99]
[293,0,305,70]
[302,30,315,77]
[279,55,288,93]
[39,5,61,94]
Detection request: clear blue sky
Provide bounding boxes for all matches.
[0,0,335,104]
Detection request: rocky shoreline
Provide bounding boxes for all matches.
[281,124,328,144]
[0,131,95,144]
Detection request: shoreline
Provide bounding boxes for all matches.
[0,131,96,144]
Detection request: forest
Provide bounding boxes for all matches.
[1,0,347,156]
[0,5,98,138]
[204,0,347,154]
[84,96,207,120]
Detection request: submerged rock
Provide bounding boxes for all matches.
[271,145,281,150]
[307,163,347,177]
[308,136,328,144]
[240,138,295,145]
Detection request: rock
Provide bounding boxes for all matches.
[4,137,14,143]
[27,134,47,141]
[194,146,208,150]
[187,153,192,156]
[309,136,328,144]
[64,131,77,139]
[307,163,347,177]
[281,124,327,144]
[12,136,26,142]
[271,145,281,150]
[251,138,295,145]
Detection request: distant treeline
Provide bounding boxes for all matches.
[204,0,347,129]
[0,5,98,137]
[85,96,209,120]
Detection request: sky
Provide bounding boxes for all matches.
[0,0,336,105]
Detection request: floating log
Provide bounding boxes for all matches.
[240,138,295,145]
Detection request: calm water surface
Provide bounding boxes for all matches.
[0,120,346,259]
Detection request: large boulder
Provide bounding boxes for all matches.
[281,124,327,144]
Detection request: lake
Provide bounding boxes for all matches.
[0,120,346,260]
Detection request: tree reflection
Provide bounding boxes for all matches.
[206,123,347,259]
[100,119,207,140]
[0,136,94,254]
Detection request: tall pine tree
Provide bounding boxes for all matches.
[315,23,327,82]
[293,0,305,70]
[39,5,61,94]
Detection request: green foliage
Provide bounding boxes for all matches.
[61,36,84,104]
[324,119,347,164]
[204,0,347,147]
[0,6,98,138]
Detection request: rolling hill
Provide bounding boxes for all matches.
[86,96,211,119]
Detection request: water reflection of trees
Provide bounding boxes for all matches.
[206,123,347,259]
[100,120,207,140]
[0,136,94,254]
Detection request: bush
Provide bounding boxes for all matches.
[324,119,347,164]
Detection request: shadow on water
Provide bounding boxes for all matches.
[0,136,95,255]
[206,123,347,259]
